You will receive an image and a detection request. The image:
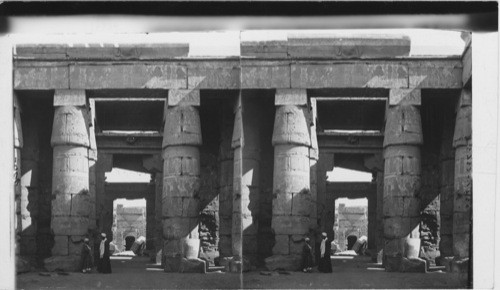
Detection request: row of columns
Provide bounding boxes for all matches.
[12,87,471,274]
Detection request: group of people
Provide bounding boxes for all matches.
[302,232,333,273]
[80,233,113,274]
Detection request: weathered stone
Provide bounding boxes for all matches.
[70,64,187,89]
[272,107,311,146]
[462,46,471,85]
[453,107,472,148]
[383,217,419,239]
[14,66,69,89]
[275,89,307,106]
[44,255,80,272]
[384,106,423,146]
[289,238,304,255]
[272,216,311,235]
[163,147,200,176]
[162,217,197,240]
[291,63,408,88]
[389,89,421,106]
[163,106,202,147]
[164,255,182,272]
[287,35,411,59]
[383,175,421,198]
[51,107,90,148]
[264,254,302,271]
[409,61,462,88]
[168,89,200,106]
[179,258,206,273]
[240,35,288,58]
[67,43,189,60]
[163,176,200,198]
[382,197,420,218]
[187,62,240,89]
[291,191,313,216]
[272,235,290,255]
[163,240,182,256]
[400,257,427,273]
[51,216,89,236]
[241,66,290,89]
[16,257,32,273]
[451,257,469,273]
[52,236,69,256]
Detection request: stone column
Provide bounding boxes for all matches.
[317,152,334,240]
[438,102,456,267]
[375,171,385,263]
[308,98,319,256]
[87,98,98,249]
[162,90,202,272]
[20,98,40,265]
[265,89,312,271]
[45,90,91,272]
[229,94,261,271]
[367,184,377,254]
[383,89,423,272]
[218,104,234,261]
[13,94,23,259]
[451,89,472,273]
[154,172,163,264]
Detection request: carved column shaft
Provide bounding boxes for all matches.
[383,89,423,272]
[46,90,91,272]
[162,90,202,272]
[452,89,472,266]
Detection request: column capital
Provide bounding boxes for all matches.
[383,105,423,147]
[168,89,200,107]
[54,89,86,107]
[389,89,421,106]
[275,89,307,106]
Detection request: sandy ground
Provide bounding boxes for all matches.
[16,255,467,289]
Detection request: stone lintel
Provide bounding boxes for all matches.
[187,61,240,89]
[291,63,408,89]
[287,34,411,59]
[54,89,86,107]
[275,89,307,106]
[15,43,190,60]
[14,66,69,90]
[389,89,421,106]
[168,89,200,106]
[409,61,462,89]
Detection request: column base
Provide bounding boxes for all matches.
[43,255,80,272]
[264,254,302,271]
[435,256,454,271]
[384,256,427,273]
[451,257,469,273]
[221,256,252,273]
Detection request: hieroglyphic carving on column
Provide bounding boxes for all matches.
[452,89,472,265]
[87,98,98,242]
[265,89,312,271]
[162,89,202,272]
[383,89,423,272]
[45,89,91,272]
[13,93,23,256]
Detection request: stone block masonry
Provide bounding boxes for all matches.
[265,89,314,271]
[162,90,202,272]
[451,89,472,273]
[45,90,91,272]
[383,89,423,272]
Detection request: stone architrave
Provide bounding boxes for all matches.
[45,89,91,272]
[383,89,423,272]
[230,94,261,271]
[265,89,312,271]
[162,90,202,272]
[451,89,472,273]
